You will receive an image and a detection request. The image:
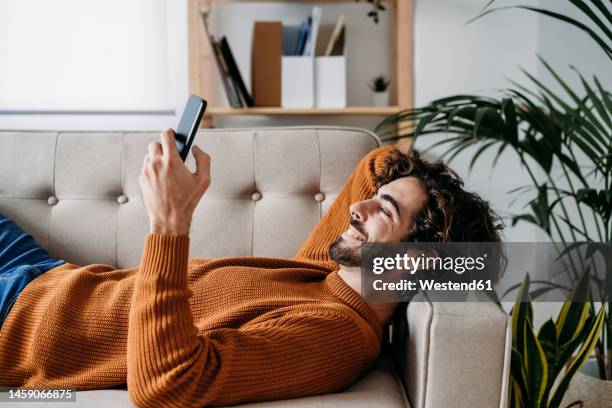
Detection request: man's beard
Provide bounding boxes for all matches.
[328,220,367,267]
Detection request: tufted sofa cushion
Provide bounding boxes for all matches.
[0,127,379,267]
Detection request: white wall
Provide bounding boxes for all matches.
[412,0,543,243]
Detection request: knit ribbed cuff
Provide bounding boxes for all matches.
[138,233,190,288]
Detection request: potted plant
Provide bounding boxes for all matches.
[373,0,611,405]
[355,0,387,24]
[508,272,606,408]
[369,75,391,107]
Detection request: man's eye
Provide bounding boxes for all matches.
[379,207,390,217]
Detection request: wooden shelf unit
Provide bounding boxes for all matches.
[188,0,413,123]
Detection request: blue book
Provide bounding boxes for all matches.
[283,25,300,56]
[295,17,311,56]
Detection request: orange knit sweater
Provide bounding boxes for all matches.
[0,145,396,407]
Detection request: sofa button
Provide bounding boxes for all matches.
[251,192,262,201]
[117,195,129,204]
[47,196,58,206]
[314,192,325,202]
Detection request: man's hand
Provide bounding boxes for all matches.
[139,129,211,235]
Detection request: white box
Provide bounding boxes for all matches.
[315,56,346,108]
[281,56,314,108]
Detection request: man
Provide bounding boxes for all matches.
[0,130,502,407]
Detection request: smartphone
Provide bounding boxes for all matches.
[174,95,207,161]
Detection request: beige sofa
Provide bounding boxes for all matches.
[0,127,511,408]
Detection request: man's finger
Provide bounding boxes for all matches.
[160,129,180,159]
[192,145,211,182]
[148,141,162,159]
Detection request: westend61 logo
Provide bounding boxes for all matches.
[361,242,611,302]
[371,252,488,275]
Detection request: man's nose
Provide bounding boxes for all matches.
[350,201,373,222]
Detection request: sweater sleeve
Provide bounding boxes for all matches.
[293,145,398,266]
[128,234,377,408]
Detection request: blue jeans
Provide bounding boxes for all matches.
[0,213,65,328]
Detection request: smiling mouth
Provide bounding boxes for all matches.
[347,226,366,242]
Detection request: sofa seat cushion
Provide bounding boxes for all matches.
[0,353,409,407]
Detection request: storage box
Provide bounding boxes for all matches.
[314,56,346,108]
[281,56,314,108]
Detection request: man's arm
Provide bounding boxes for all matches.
[293,145,398,266]
[127,233,375,407]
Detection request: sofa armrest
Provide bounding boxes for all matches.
[390,292,512,408]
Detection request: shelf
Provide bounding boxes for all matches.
[207,106,402,116]
[189,0,413,124]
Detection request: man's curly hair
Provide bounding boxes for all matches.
[374,148,503,244]
[377,149,506,349]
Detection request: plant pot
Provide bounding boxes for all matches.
[371,90,390,107]
[560,367,612,408]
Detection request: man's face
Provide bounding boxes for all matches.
[329,176,428,267]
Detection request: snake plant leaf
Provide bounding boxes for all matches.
[549,304,607,407]
[509,379,519,408]
[556,268,592,345]
[512,275,533,355]
[538,318,558,360]
[510,347,530,407]
[524,318,549,406]
[552,315,593,384]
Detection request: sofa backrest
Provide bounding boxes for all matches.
[0,126,379,268]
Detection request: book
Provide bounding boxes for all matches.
[283,25,300,56]
[324,14,346,56]
[303,6,322,57]
[219,36,254,107]
[200,11,242,108]
[212,40,243,108]
[295,17,311,56]
[251,22,282,106]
